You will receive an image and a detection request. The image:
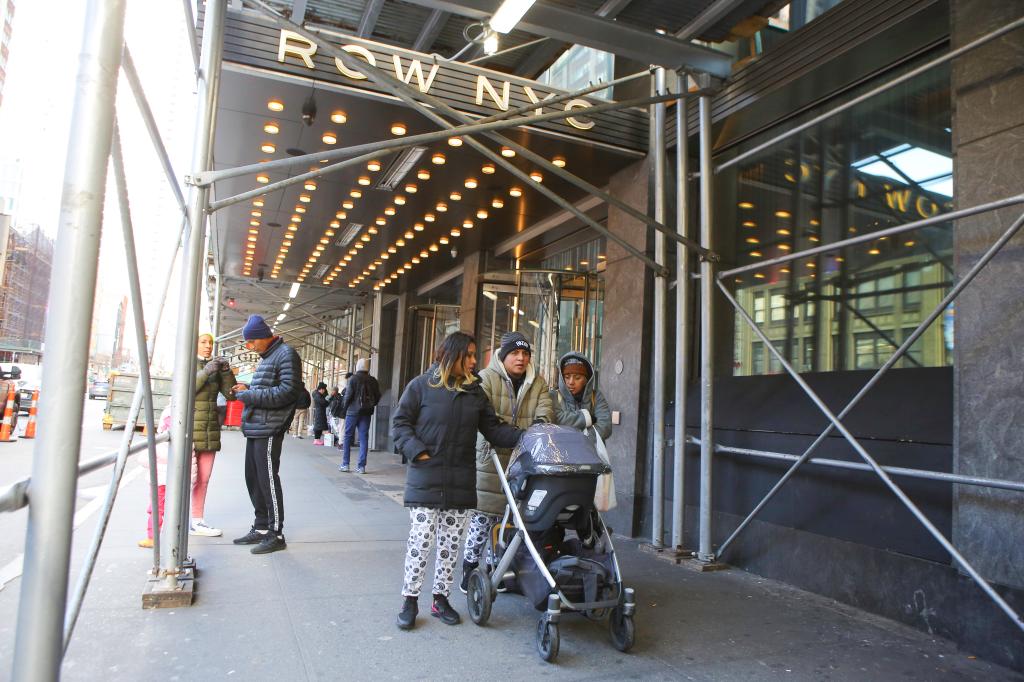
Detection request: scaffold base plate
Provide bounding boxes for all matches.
[142,575,194,609]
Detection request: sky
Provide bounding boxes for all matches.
[0,0,203,372]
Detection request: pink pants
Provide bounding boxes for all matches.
[146,485,166,539]
[191,450,216,518]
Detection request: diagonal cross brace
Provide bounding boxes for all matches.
[713,207,1024,635]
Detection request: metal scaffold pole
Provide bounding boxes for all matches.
[160,0,227,592]
[672,70,690,551]
[650,67,667,548]
[697,93,715,563]
[12,1,128,679]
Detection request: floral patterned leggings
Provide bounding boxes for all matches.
[401,507,469,598]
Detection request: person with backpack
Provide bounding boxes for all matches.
[230,314,305,555]
[339,358,381,473]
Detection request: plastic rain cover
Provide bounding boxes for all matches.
[509,424,611,477]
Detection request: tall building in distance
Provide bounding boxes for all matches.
[0,0,13,109]
[0,223,52,363]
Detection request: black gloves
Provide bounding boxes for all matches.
[203,359,221,376]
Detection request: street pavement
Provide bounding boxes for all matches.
[0,408,1017,680]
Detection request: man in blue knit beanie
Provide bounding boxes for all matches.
[230,314,304,554]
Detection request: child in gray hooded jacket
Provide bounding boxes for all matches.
[551,351,612,440]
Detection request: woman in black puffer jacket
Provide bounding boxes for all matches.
[391,331,521,631]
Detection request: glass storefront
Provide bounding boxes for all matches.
[721,63,953,376]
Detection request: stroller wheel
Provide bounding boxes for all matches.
[608,605,635,652]
[536,616,560,662]
[467,568,494,626]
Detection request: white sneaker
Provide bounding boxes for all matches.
[189,519,222,537]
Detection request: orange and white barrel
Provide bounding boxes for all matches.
[22,389,38,439]
[0,385,16,442]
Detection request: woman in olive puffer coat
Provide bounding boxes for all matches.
[191,333,237,537]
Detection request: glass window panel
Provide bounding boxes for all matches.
[726,61,952,376]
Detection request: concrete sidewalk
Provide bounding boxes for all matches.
[0,431,1018,680]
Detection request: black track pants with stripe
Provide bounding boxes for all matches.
[245,433,285,533]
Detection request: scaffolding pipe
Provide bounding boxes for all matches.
[198,67,654,186]
[719,278,1024,634]
[650,68,667,548]
[12,1,127,678]
[161,0,227,590]
[243,0,671,276]
[690,439,1024,493]
[63,123,161,650]
[714,206,1024,562]
[717,15,1024,173]
[696,94,715,562]
[181,0,201,77]
[672,71,690,550]
[369,291,382,450]
[718,193,1024,279]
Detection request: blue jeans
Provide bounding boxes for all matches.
[343,413,371,468]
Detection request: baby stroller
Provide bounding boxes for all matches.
[465,424,636,662]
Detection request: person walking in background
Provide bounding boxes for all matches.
[310,382,330,445]
[191,333,237,537]
[391,331,523,631]
[231,315,303,555]
[339,358,381,473]
[461,331,552,594]
[327,386,342,446]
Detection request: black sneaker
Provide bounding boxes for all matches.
[431,594,460,625]
[251,533,287,554]
[459,560,478,594]
[233,527,264,545]
[396,596,418,630]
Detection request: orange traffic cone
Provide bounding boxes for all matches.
[0,385,16,442]
[22,390,38,439]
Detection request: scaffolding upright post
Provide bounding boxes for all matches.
[369,291,382,451]
[697,93,716,563]
[651,68,668,548]
[160,0,227,592]
[12,1,128,678]
[672,71,690,551]
[213,269,223,354]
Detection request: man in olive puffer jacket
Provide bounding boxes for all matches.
[230,315,303,555]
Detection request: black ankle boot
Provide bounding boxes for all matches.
[459,560,478,594]
[396,596,418,630]
[431,594,460,625]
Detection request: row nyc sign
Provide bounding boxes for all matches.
[211,10,646,153]
[278,30,599,131]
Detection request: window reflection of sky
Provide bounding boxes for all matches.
[852,144,953,196]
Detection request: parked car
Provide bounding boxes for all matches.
[88,380,110,400]
[1,363,41,413]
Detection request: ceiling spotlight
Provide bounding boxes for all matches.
[360,235,371,242]
[481,163,495,175]
[368,226,379,235]
[335,211,347,219]
[463,219,473,229]
[294,205,306,214]
[291,215,302,223]
[552,156,566,168]
[414,223,424,231]
[251,210,262,217]
[263,122,280,135]
[476,210,488,219]
[322,132,337,145]
[331,111,347,123]
[405,183,418,193]
[375,217,386,226]
[304,180,317,191]
[412,257,420,264]
[500,147,515,158]
[464,178,478,189]
[330,220,341,228]
[529,171,543,183]
[384,206,396,216]
[252,199,264,207]
[391,123,407,136]
[396,239,405,246]
[298,193,311,203]
[451,228,461,237]
[448,192,461,201]
[448,137,463,147]
[439,236,449,245]
[367,160,382,172]
[509,187,522,197]
[431,153,446,165]
[267,99,284,112]
[358,176,372,186]
[420,250,429,258]
[394,195,407,205]
[492,198,504,208]
[256,174,270,184]
[388,246,397,253]
[429,243,439,252]
[425,213,435,222]
[436,202,447,212]
[342,200,354,210]
[417,169,431,180]
[249,220,260,227]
